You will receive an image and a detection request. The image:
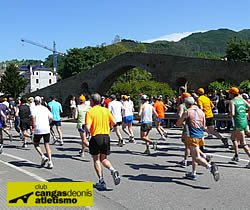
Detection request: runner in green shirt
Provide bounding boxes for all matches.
[228,87,250,168]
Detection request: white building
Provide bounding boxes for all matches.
[19,65,57,94]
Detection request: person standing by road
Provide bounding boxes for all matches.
[31,96,54,169]
[228,87,250,168]
[138,95,158,154]
[69,96,76,118]
[48,96,63,146]
[74,95,91,158]
[177,96,220,181]
[85,93,120,190]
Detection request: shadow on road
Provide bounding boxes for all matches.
[122,174,210,190]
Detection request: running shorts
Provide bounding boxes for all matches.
[50,120,61,126]
[78,124,86,133]
[141,122,152,132]
[156,118,164,123]
[206,117,214,126]
[20,119,31,131]
[33,133,50,144]
[89,134,110,155]
[122,116,133,124]
[186,137,204,147]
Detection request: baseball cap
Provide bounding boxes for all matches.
[197,88,205,94]
[140,95,148,100]
[34,96,41,103]
[79,96,85,102]
[181,92,191,98]
[123,95,128,100]
[28,97,34,101]
[3,98,7,101]
[226,87,239,94]
[139,93,143,96]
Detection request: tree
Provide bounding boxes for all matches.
[0,64,28,98]
[226,39,250,62]
[112,35,121,44]
[208,80,234,93]
[239,80,250,95]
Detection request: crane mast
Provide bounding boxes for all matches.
[21,38,64,73]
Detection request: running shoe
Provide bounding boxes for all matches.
[20,133,24,141]
[9,134,12,142]
[117,139,122,146]
[41,157,48,167]
[51,136,58,145]
[211,163,220,181]
[246,162,250,169]
[0,144,3,154]
[22,143,27,148]
[122,139,126,145]
[205,134,213,139]
[184,172,197,180]
[47,161,53,169]
[221,138,229,148]
[59,140,64,146]
[111,170,120,185]
[79,150,85,158]
[177,160,187,168]
[159,136,166,141]
[231,155,239,162]
[143,149,150,154]
[153,140,157,151]
[95,181,107,190]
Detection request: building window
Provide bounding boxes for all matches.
[49,73,51,76]
[36,79,39,84]
[32,72,34,75]
[36,72,39,75]
[49,79,52,84]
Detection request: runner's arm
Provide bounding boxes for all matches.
[74,107,78,120]
[176,111,188,127]
[152,107,158,118]
[1,111,6,125]
[138,104,144,117]
[228,100,235,117]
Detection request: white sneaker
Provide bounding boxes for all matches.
[51,136,58,145]
[59,140,64,146]
[0,144,3,154]
[111,170,120,185]
[159,136,166,140]
[41,157,48,167]
[47,161,53,169]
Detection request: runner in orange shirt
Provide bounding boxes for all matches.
[153,96,168,140]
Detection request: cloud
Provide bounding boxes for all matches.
[143,31,207,43]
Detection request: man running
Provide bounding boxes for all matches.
[85,93,120,190]
[138,95,158,154]
[228,87,250,168]
[108,95,124,146]
[48,96,63,145]
[177,96,219,181]
[15,98,33,148]
[153,96,168,140]
[121,95,135,143]
[31,96,54,169]
[74,95,91,158]
[0,98,12,141]
[197,88,228,148]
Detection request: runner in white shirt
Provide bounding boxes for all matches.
[121,95,135,143]
[109,95,124,146]
[31,96,54,169]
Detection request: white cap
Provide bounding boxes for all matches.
[34,96,41,103]
[140,95,148,100]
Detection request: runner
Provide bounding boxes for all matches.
[108,95,124,146]
[48,96,63,146]
[138,95,158,154]
[177,96,220,181]
[153,96,168,140]
[121,95,135,143]
[31,96,54,169]
[15,98,33,148]
[14,99,22,140]
[9,98,15,129]
[228,87,250,168]
[0,98,12,141]
[0,110,7,154]
[85,93,120,190]
[197,88,229,148]
[74,95,91,157]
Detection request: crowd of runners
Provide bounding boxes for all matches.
[0,86,250,189]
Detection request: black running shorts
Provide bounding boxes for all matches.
[206,117,215,126]
[141,122,152,132]
[33,133,50,144]
[20,119,31,131]
[89,134,110,155]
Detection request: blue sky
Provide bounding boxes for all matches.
[1,0,250,62]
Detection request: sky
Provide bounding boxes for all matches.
[1,0,250,62]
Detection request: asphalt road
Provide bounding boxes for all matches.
[1,122,250,209]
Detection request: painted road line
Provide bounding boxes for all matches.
[211,153,249,162]
[1,153,47,182]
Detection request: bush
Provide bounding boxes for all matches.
[239,80,250,95]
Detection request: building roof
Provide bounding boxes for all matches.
[19,65,53,72]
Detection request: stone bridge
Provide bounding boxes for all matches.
[30,52,250,110]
